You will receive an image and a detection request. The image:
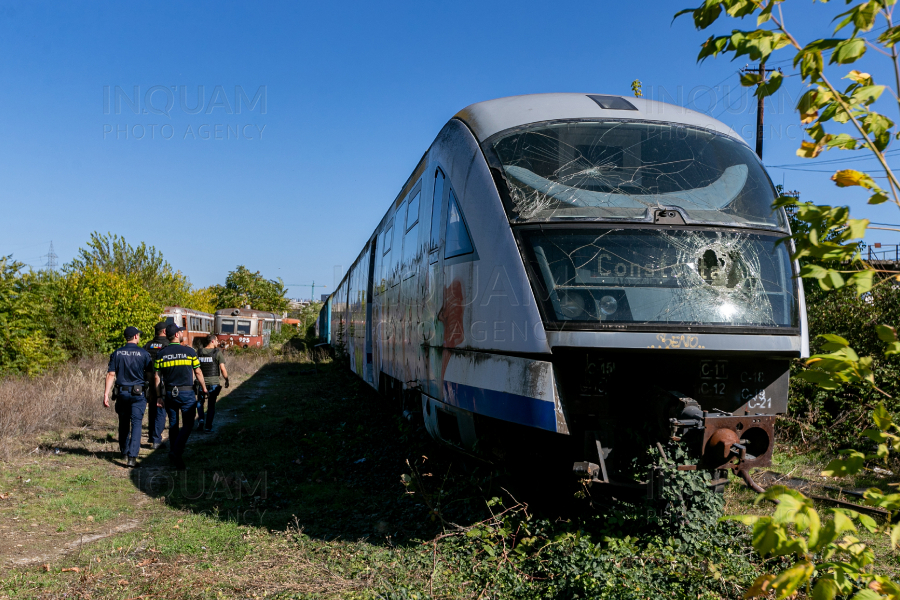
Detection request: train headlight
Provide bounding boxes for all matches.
[558,291,585,319]
[599,295,618,316]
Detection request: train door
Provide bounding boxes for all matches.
[262,319,272,347]
[364,239,377,386]
[423,166,448,400]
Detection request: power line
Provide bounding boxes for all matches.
[767,149,900,168]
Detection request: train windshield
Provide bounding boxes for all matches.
[520,228,797,328]
[490,121,783,228]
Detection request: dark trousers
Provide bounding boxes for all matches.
[147,387,167,444]
[115,391,147,458]
[165,389,197,459]
[198,384,222,430]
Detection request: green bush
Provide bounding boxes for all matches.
[55,267,161,356]
[783,281,900,450]
[0,259,67,375]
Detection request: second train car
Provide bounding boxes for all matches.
[215,307,283,348]
[319,93,808,493]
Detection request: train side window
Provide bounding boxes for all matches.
[237,320,251,335]
[221,319,235,334]
[429,169,445,262]
[445,190,474,259]
[402,191,421,280]
[406,191,420,231]
[381,220,393,289]
[391,202,405,286]
[374,230,384,295]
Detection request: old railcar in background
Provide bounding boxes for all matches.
[215,307,283,348]
[160,306,215,348]
[318,93,808,494]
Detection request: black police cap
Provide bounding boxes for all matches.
[124,326,143,339]
[165,323,185,338]
[154,321,168,333]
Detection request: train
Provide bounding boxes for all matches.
[160,306,215,348]
[317,93,808,494]
[215,306,283,348]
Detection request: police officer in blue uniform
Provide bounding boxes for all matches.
[103,326,153,468]
[153,323,208,469]
[143,321,169,449]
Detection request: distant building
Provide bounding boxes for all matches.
[287,298,310,310]
[321,293,329,302]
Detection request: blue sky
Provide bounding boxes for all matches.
[2,0,899,298]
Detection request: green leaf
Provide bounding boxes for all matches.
[757,71,784,98]
[892,522,900,548]
[857,513,877,533]
[819,334,850,347]
[868,191,889,204]
[796,370,839,389]
[812,578,838,600]
[825,133,858,149]
[741,72,763,87]
[850,590,882,600]
[822,451,866,477]
[876,324,898,343]
[847,270,875,295]
[872,403,893,430]
[831,38,867,64]
[771,561,815,598]
[800,264,829,279]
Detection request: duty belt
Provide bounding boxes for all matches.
[117,385,144,396]
[165,385,189,397]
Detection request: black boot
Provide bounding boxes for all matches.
[127,456,137,467]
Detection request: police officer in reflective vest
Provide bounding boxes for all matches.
[153,323,208,469]
[103,326,153,468]
[196,335,229,432]
[143,321,169,449]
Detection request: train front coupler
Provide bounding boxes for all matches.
[668,395,775,493]
[573,392,775,495]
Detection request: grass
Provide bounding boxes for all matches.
[2,350,900,598]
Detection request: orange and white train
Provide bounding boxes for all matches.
[159,306,215,348]
[214,306,283,348]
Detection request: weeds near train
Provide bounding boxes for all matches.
[677,0,900,596]
[395,444,770,599]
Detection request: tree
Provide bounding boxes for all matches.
[56,267,161,356]
[212,266,288,313]
[0,257,66,375]
[676,0,900,596]
[66,232,195,307]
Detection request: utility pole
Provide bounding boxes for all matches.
[740,62,781,159]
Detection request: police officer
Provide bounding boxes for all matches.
[143,321,169,449]
[103,326,153,468]
[196,335,229,432]
[153,323,208,469]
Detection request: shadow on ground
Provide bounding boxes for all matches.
[125,360,507,545]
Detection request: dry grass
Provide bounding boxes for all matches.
[0,356,109,460]
[0,347,308,461]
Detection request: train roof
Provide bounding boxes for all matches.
[214,307,281,318]
[454,93,745,144]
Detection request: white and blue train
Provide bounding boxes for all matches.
[318,93,808,492]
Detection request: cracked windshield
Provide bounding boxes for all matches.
[520,228,798,327]
[491,120,785,228]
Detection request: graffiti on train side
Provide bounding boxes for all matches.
[647,334,706,350]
